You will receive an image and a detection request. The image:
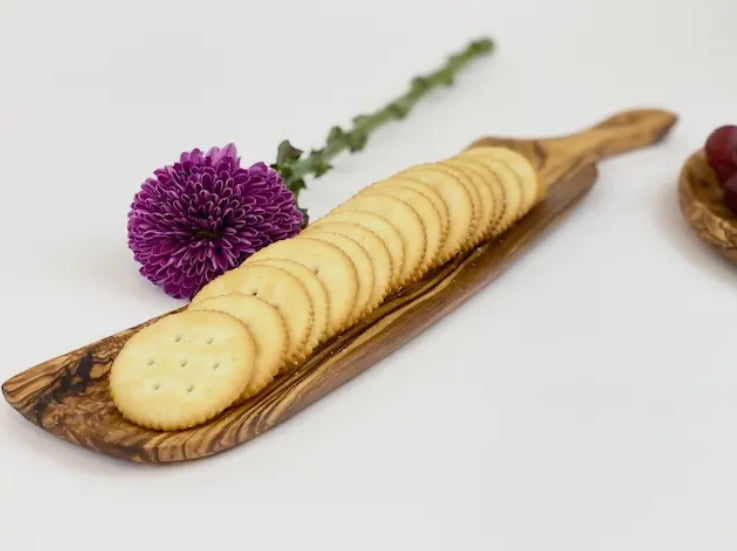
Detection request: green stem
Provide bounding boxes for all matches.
[273,37,494,221]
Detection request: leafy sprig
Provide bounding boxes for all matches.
[272,37,494,224]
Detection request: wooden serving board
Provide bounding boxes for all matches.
[678,149,737,264]
[3,108,677,463]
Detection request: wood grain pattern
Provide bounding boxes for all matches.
[470,108,677,186]
[3,108,677,463]
[678,150,737,264]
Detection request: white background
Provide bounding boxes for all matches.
[1,0,736,549]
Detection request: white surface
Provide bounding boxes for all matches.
[1,0,736,549]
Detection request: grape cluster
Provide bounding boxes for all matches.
[705,126,737,215]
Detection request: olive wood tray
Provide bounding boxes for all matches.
[678,149,737,264]
[3,108,677,463]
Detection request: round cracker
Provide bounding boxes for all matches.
[443,158,499,247]
[332,194,426,286]
[303,220,392,307]
[192,264,313,363]
[364,176,450,244]
[189,294,288,400]
[248,258,329,349]
[302,230,374,322]
[247,237,359,337]
[448,156,506,239]
[483,159,524,233]
[397,164,476,264]
[359,181,445,270]
[311,211,404,290]
[402,163,481,236]
[110,310,255,431]
[462,146,541,206]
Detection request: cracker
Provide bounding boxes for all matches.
[402,162,480,234]
[359,181,445,270]
[462,146,542,207]
[311,210,405,290]
[302,230,374,322]
[445,156,500,246]
[192,264,313,363]
[248,258,329,349]
[189,294,288,400]
[247,237,358,337]
[303,220,393,307]
[364,176,450,245]
[396,163,476,264]
[331,194,426,286]
[443,158,497,249]
[482,160,524,234]
[110,310,255,431]
[451,156,506,235]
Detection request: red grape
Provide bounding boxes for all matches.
[705,125,737,184]
[723,172,737,216]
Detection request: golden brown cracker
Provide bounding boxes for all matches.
[192,263,313,363]
[365,176,450,242]
[484,160,524,234]
[462,146,541,207]
[249,258,330,349]
[442,158,497,248]
[451,156,506,236]
[359,182,445,270]
[311,210,405,291]
[331,194,426,286]
[396,163,476,264]
[189,294,288,399]
[247,237,359,337]
[303,221,393,307]
[303,230,375,322]
[110,310,255,431]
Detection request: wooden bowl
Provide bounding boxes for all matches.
[679,150,737,263]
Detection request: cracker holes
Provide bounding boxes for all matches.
[152,383,160,391]
[207,337,215,344]
[250,290,258,296]
[313,267,320,275]
[180,359,188,367]
[186,384,195,393]
[212,362,220,371]
[147,359,155,366]
[174,335,182,343]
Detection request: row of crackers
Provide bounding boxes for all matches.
[110,146,542,431]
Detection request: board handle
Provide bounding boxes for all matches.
[544,108,678,160]
[469,108,678,187]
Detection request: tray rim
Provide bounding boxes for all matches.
[678,148,737,263]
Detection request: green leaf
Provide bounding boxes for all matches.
[388,102,409,119]
[278,165,294,179]
[411,76,430,93]
[276,140,303,166]
[439,70,454,86]
[312,158,333,177]
[297,204,310,228]
[286,176,307,196]
[308,150,332,177]
[346,131,368,152]
[470,38,493,53]
[327,126,346,146]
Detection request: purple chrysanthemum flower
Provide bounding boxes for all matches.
[127,143,304,299]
